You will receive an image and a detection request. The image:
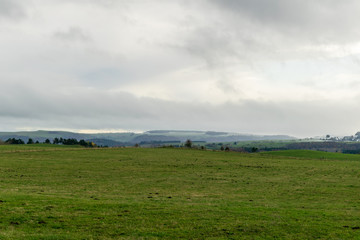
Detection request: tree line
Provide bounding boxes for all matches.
[5,138,96,147]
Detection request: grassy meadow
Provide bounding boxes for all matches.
[0,145,359,239]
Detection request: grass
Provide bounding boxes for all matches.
[0,146,359,239]
[261,149,360,161]
[202,140,303,150]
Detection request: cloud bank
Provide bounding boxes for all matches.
[1,0,360,137]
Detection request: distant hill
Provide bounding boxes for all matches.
[0,130,296,146]
[142,130,296,143]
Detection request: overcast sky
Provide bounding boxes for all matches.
[1,0,360,137]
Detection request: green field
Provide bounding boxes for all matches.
[0,146,359,239]
[261,149,360,161]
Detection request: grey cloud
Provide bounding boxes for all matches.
[51,0,131,11]
[1,0,359,137]
[179,25,272,67]
[0,83,358,137]
[210,0,360,42]
[0,0,25,19]
[53,27,91,42]
[175,0,360,66]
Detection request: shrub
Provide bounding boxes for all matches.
[184,139,193,148]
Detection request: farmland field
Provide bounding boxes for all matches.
[0,145,360,239]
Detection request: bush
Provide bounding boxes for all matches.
[184,139,192,148]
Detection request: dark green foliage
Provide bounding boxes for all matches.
[45,137,96,147]
[79,139,95,148]
[78,139,87,146]
[184,139,192,148]
[5,138,25,144]
[62,138,78,145]
[53,137,59,144]
[27,138,34,144]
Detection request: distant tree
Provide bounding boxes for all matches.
[251,147,258,153]
[355,132,360,140]
[80,139,96,147]
[53,138,59,144]
[220,146,224,151]
[225,146,230,152]
[134,143,139,148]
[35,141,40,144]
[79,139,88,147]
[45,139,51,144]
[27,138,34,144]
[62,138,78,145]
[184,139,192,148]
[6,138,25,144]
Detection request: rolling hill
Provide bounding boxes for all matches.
[0,130,296,146]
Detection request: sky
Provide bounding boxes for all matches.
[1,0,360,137]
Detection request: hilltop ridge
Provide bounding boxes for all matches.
[0,130,296,147]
